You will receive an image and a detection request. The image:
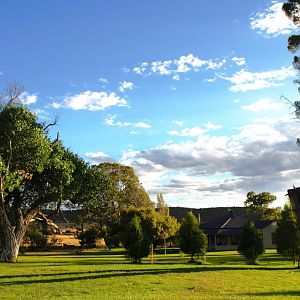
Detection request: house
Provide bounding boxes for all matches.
[168,206,277,251]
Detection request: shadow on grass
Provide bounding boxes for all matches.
[0,265,298,286]
[241,291,300,297]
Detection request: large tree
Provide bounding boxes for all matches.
[0,92,90,262]
[244,191,279,220]
[81,162,153,246]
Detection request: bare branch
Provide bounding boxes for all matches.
[6,81,24,105]
[43,114,60,131]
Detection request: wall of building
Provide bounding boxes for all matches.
[261,222,277,249]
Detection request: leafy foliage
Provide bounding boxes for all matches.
[276,204,300,264]
[25,224,48,249]
[244,191,279,220]
[78,227,100,248]
[119,208,156,263]
[238,221,264,263]
[0,99,94,262]
[179,211,207,262]
[81,163,153,247]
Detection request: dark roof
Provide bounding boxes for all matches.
[197,209,273,236]
[43,210,82,225]
[168,206,258,223]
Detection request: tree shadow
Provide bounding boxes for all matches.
[0,265,298,286]
[241,291,300,297]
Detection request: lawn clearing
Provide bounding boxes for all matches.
[0,250,299,300]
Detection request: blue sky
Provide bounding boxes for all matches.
[1,0,300,208]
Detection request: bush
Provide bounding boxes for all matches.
[78,227,100,248]
[25,227,48,249]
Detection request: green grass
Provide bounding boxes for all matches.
[0,249,299,299]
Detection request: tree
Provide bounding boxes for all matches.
[244,191,279,220]
[0,91,92,262]
[156,214,179,254]
[179,211,207,262]
[238,221,264,264]
[156,193,169,216]
[119,208,156,263]
[276,203,300,265]
[282,2,300,123]
[97,163,153,209]
[81,163,153,247]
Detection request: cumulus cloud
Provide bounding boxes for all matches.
[53,91,128,111]
[168,122,222,137]
[250,1,297,37]
[204,122,223,130]
[19,91,38,105]
[132,54,227,78]
[219,66,296,92]
[119,81,135,92]
[120,116,299,206]
[98,78,108,83]
[104,114,151,128]
[167,127,204,137]
[173,120,185,126]
[86,151,116,164]
[242,98,285,112]
[232,56,246,66]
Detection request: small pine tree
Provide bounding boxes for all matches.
[179,211,207,262]
[276,204,300,265]
[122,215,150,263]
[238,221,264,264]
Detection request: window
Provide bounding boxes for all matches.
[216,235,228,246]
[229,235,239,245]
[271,233,277,245]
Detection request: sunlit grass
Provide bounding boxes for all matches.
[0,249,299,299]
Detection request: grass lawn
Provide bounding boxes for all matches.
[0,249,299,299]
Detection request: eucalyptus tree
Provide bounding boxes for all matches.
[0,90,90,262]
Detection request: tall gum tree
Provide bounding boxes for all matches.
[0,94,89,262]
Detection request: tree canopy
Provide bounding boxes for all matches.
[244,191,279,220]
[0,92,93,262]
[276,203,300,265]
[179,211,207,262]
[238,221,264,264]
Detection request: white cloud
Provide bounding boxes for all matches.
[86,151,115,164]
[172,74,180,81]
[250,1,297,37]
[19,91,38,105]
[167,127,204,137]
[98,78,108,83]
[60,91,128,111]
[104,115,151,128]
[219,66,296,92]
[133,53,227,78]
[204,77,217,83]
[51,102,63,109]
[242,98,285,112]
[119,116,299,207]
[204,122,223,130]
[173,120,185,126]
[119,81,135,92]
[232,56,246,66]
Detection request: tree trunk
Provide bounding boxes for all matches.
[0,223,27,263]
